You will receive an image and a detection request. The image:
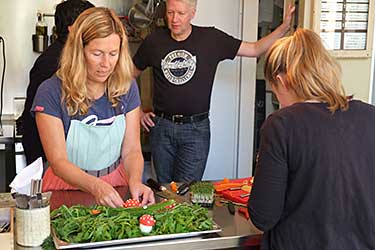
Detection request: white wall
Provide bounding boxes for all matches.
[0,0,130,116]
[193,0,257,180]
[192,0,242,179]
[301,0,374,103]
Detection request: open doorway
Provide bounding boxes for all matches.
[252,0,285,173]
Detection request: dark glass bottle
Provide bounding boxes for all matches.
[35,12,47,36]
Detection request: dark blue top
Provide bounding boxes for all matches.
[32,75,140,137]
[249,100,375,250]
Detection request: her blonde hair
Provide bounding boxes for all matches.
[264,28,348,112]
[57,7,134,116]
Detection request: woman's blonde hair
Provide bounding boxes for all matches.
[264,28,348,112]
[57,7,134,116]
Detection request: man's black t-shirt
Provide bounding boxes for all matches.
[133,25,241,115]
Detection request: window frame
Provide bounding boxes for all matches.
[312,0,374,58]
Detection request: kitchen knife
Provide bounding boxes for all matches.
[177,182,190,195]
[227,201,236,215]
[147,178,190,204]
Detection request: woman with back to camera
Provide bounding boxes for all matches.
[248,28,375,249]
[32,7,154,207]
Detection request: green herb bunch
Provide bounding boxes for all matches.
[189,181,215,206]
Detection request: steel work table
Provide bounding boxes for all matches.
[14,186,262,250]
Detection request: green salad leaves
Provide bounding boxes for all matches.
[51,200,214,243]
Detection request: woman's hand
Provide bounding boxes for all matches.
[92,179,124,208]
[123,107,155,206]
[129,179,155,206]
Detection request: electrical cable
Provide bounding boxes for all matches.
[0,36,5,136]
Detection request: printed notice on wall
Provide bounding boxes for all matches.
[319,0,369,50]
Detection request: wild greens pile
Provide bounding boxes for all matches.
[50,200,214,243]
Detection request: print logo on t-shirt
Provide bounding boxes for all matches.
[161,50,196,85]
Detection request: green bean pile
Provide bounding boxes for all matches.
[51,200,214,243]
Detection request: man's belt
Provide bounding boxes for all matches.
[154,110,209,124]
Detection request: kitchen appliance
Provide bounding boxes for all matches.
[128,0,162,30]
[32,12,48,53]
[32,35,48,53]
[0,125,16,193]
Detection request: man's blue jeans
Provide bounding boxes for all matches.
[150,116,210,183]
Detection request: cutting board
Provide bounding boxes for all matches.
[214,177,253,204]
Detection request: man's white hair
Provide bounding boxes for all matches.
[166,0,197,8]
[184,0,197,8]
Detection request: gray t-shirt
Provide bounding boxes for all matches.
[32,75,140,136]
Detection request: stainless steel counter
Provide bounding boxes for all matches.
[13,187,262,250]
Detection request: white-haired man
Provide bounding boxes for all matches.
[133,0,295,183]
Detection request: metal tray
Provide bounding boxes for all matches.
[52,222,221,249]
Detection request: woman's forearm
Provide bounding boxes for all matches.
[123,149,144,184]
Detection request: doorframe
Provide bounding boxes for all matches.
[236,0,258,177]
[370,22,375,104]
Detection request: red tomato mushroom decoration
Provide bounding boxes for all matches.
[139,214,156,233]
[164,203,176,209]
[123,199,141,208]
